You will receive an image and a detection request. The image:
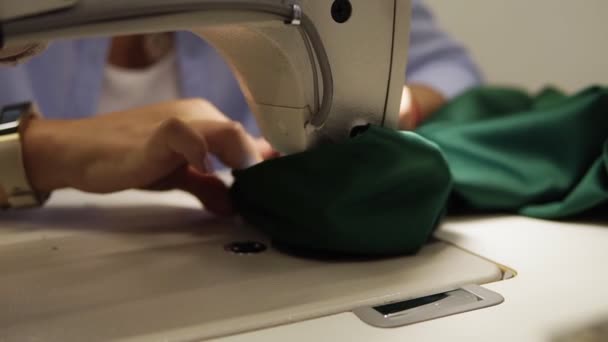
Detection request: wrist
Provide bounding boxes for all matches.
[21,118,68,192]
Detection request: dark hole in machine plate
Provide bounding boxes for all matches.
[225,241,267,255]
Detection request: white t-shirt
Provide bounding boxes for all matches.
[97,51,179,114]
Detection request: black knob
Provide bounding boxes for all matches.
[331,0,352,24]
[225,241,267,255]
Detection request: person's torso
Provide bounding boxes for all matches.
[0,32,260,136]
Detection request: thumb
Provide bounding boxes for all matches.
[146,166,234,217]
[256,138,281,160]
[179,169,234,217]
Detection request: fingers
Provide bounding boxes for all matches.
[107,98,231,125]
[256,138,281,160]
[152,116,262,172]
[164,98,232,123]
[189,120,262,169]
[147,115,260,217]
[147,166,234,217]
[183,171,234,217]
[153,117,210,174]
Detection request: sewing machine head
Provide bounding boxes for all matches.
[0,0,411,153]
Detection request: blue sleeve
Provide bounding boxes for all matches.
[406,0,483,98]
[0,66,35,108]
[0,39,106,118]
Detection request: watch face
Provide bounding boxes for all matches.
[0,102,31,134]
[1,108,22,124]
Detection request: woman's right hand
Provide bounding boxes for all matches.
[21,99,263,216]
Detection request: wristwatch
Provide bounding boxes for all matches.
[0,102,47,208]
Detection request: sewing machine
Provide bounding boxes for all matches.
[1,1,608,341]
[1,0,409,153]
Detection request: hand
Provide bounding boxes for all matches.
[399,84,446,130]
[21,99,263,216]
[255,138,281,160]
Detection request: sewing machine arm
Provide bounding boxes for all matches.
[0,0,410,153]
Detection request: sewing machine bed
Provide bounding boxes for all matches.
[0,189,502,342]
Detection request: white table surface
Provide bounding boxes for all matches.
[217,215,608,342]
[0,189,606,341]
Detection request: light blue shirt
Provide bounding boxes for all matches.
[0,0,482,137]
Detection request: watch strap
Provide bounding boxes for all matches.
[0,104,48,208]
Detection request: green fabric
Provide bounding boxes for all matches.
[231,126,452,256]
[417,86,608,219]
[231,85,608,257]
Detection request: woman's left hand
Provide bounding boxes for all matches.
[399,84,446,130]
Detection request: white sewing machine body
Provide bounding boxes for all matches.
[1,0,410,153]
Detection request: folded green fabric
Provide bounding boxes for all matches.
[417,86,608,218]
[231,85,608,257]
[231,126,452,256]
